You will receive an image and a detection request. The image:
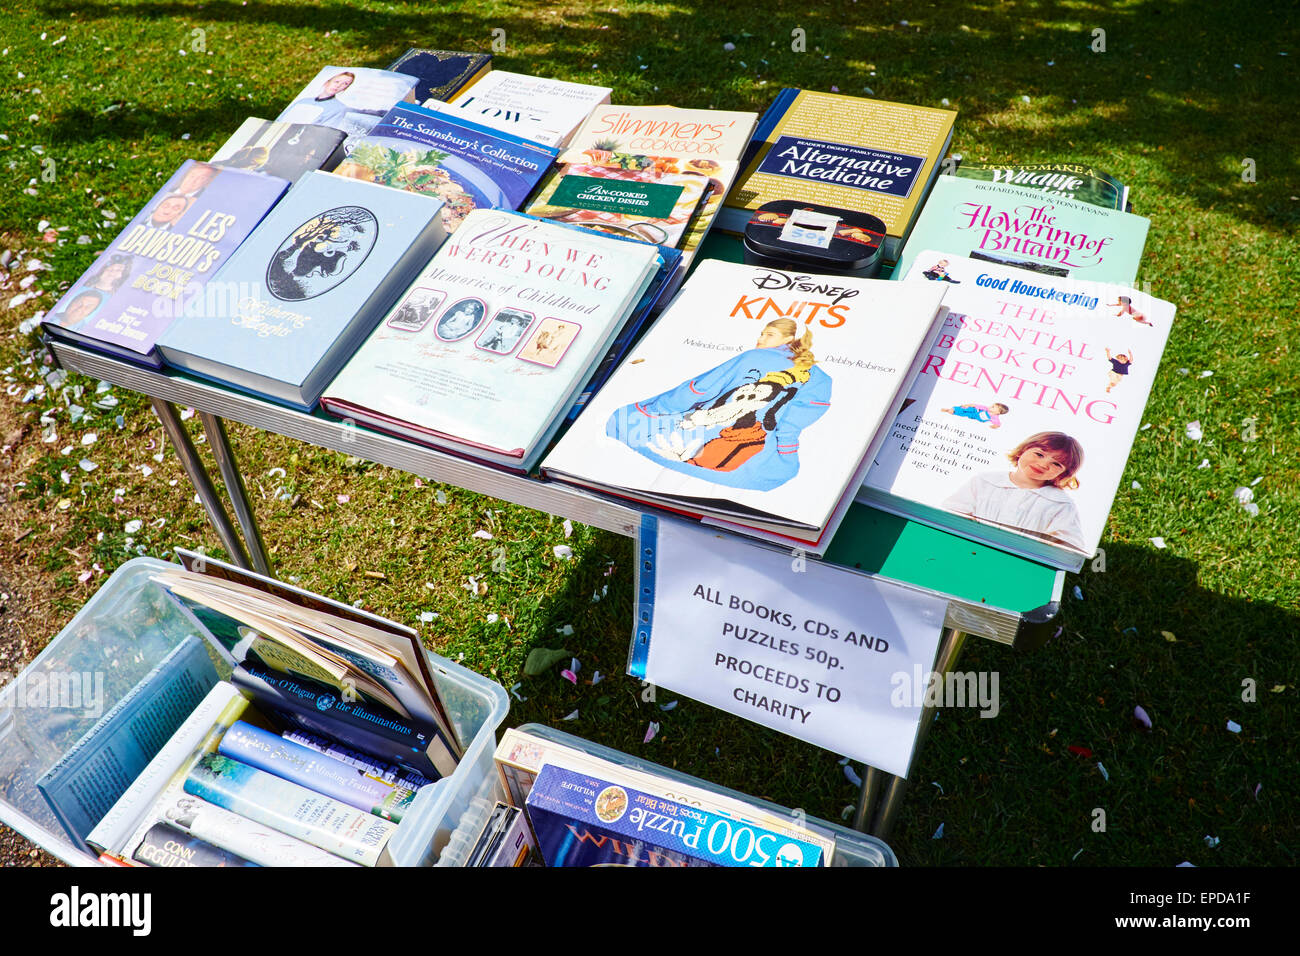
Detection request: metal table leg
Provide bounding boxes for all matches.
[868,627,969,840]
[151,397,253,570]
[199,412,272,577]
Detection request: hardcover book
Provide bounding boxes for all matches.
[423,69,611,148]
[541,258,949,553]
[334,102,559,232]
[858,252,1175,571]
[559,104,758,264]
[320,209,661,471]
[895,175,1150,285]
[386,48,492,106]
[718,89,956,262]
[132,822,259,868]
[276,66,417,137]
[36,635,220,847]
[41,161,288,367]
[155,171,446,411]
[525,763,824,867]
[953,161,1130,211]
[210,117,347,183]
[153,792,358,866]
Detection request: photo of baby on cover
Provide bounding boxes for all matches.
[941,431,1087,553]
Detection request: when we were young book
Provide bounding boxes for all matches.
[858,252,1175,571]
[542,259,949,554]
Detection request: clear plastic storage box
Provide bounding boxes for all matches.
[0,557,509,867]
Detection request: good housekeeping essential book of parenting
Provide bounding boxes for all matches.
[542,259,949,554]
[858,252,1175,571]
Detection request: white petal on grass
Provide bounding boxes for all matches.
[1150,537,1166,549]
[843,764,862,787]
[1185,421,1203,441]
[419,612,436,623]
[472,529,493,540]
[77,458,96,472]
[562,519,573,538]
[561,709,579,721]
[553,544,573,560]
[1196,459,1210,469]
[81,432,97,445]
[644,721,660,743]
[124,519,142,533]
[1226,720,1242,733]
[1233,486,1253,505]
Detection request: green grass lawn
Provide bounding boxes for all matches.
[0,0,1296,867]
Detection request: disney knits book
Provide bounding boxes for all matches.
[542,259,949,554]
[858,252,1174,571]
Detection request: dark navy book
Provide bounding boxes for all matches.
[41,161,288,368]
[155,170,445,410]
[334,102,558,232]
[385,48,492,105]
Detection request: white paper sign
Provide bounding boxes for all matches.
[630,517,948,778]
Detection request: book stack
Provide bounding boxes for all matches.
[58,553,464,867]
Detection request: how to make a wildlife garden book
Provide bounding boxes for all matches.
[542,259,949,554]
[321,209,661,471]
[858,253,1175,571]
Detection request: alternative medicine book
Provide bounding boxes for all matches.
[718,89,956,262]
[541,259,949,553]
[156,170,446,410]
[385,47,492,106]
[953,161,1130,211]
[321,209,661,472]
[334,102,559,232]
[558,104,758,264]
[858,252,1175,571]
[210,117,347,183]
[276,66,417,137]
[423,70,611,148]
[895,175,1150,285]
[41,161,288,368]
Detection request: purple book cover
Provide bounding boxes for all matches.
[42,160,288,366]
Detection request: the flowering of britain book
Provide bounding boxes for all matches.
[542,259,949,554]
[894,175,1150,285]
[320,209,661,471]
[858,252,1174,571]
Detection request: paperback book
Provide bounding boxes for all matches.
[858,252,1175,570]
[41,161,288,367]
[276,66,417,137]
[321,209,661,472]
[423,69,611,148]
[718,89,956,262]
[953,160,1130,211]
[210,117,347,183]
[541,258,949,553]
[334,102,559,232]
[559,104,758,263]
[155,170,446,410]
[36,635,220,847]
[895,175,1150,285]
[386,47,492,106]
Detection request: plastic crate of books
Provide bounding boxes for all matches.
[508,723,898,867]
[0,557,508,867]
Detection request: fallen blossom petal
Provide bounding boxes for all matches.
[932,822,945,838]
[1176,862,1196,868]
[561,709,579,721]
[509,682,527,702]
[78,458,96,472]
[1199,370,1213,378]
[660,700,678,711]
[557,624,574,636]
[1097,762,1109,781]
[843,764,862,787]
[1226,720,1242,733]
[553,544,573,560]
[1161,630,1177,642]
[591,671,603,685]
[435,489,447,505]
[1072,585,1083,600]
[419,612,436,623]
[472,529,494,540]
[644,721,660,743]
[336,494,350,504]
[124,519,142,533]
[81,432,97,445]
[1123,626,1137,635]
[561,669,578,685]
[1134,705,1152,729]
[1250,475,1263,486]
[1241,502,1259,517]
[1067,745,1093,758]
[1233,486,1253,505]
[486,613,498,624]
[77,570,92,583]
[266,467,286,478]
[1203,835,1220,848]
[1150,536,1166,549]
[1197,459,1210,469]
[723,41,735,51]
[562,519,573,538]
[569,657,580,674]
[179,407,195,420]
[1254,783,1262,800]
[140,465,153,477]
[1131,480,1142,490]
[932,781,944,795]
[1185,420,1203,441]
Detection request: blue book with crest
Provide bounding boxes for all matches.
[156,171,445,410]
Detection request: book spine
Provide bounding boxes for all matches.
[282,728,434,791]
[131,822,258,868]
[183,753,397,866]
[159,792,360,867]
[231,663,442,780]
[218,720,417,822]
[86,681,242,856]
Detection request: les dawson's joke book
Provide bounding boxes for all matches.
[541,259,949,554]
[858,252,1175,571]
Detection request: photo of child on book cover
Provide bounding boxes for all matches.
[941,430,1087,553]
[606,318,832,491]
